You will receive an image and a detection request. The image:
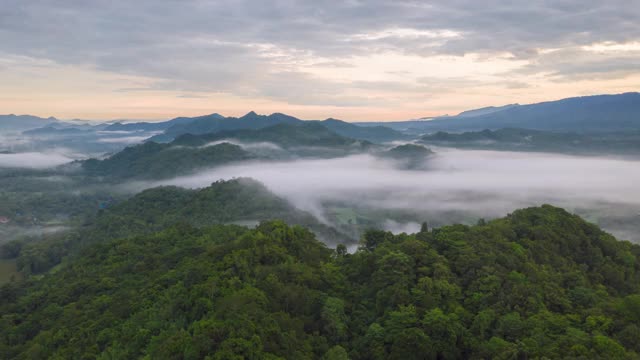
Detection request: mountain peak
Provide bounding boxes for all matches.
[207,113,225,119]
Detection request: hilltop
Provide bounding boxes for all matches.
[3,205,640,358]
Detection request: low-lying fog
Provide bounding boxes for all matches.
[146,147,640,242]
[0,130,160,161]
[0,151,76,168]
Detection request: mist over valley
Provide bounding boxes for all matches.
[2,3,640,354]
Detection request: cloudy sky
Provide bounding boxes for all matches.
[1,1,639,121]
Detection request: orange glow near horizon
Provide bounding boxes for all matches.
[1,45,639,122]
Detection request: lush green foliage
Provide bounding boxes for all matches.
[380,144,434,169]
[384,144,433,158]
[84,178,344,243]
[3,205,640,359]
[82,142,252,179]
[0,168,120,246]
[7,179,347,276]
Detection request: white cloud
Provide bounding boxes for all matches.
[0,152,73,168]
[97,136,151,144]
[144,149,640,241]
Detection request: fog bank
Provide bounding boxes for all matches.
[0,152,74,168]
[147,149,640,241]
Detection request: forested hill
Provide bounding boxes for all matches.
[3,205,640,359]
[172,122,372,149]
[379,144,435,169]
[82,141,253,179]
[421,128,640,156]
[81,122,375,179]
[152,111,404,143]
[84,178,347,244]
[8,179,349,276]
[160,111,301,139]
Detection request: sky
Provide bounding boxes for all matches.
[1,1,639,121]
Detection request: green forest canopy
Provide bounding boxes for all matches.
[2,205,640,359]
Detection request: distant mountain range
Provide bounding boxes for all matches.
[102,116,202,132]
[149,112,405,143]
[171,121,370,149]
[362,92,640,134]
[82,141,253,180]
[421,128,640,156]
[82,122,378,179]
[4,92,640,142]
[0,114,58,131]
[454,104,520,118]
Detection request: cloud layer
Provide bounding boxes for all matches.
[1,1,638,120]
[145,149,640,241]
[0,152,74,169]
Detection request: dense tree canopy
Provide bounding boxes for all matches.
[2,205,640,359]
[6,179,348,276]
[82,142,252,180]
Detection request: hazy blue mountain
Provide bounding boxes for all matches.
[103,114,223,132]
[454,103,519,118]
[421,127,640,155]
[154,111,302,141]
[82,141,252,179]
[318,118,406,142]
[22,126,91,136]
[362,93,640,134]
[151,112,403,144]
[172,122,372,150]
[83,122,373,180]
[0,114,58,131]
[82,121,373,179]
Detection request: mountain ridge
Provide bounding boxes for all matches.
[360,92,640,133]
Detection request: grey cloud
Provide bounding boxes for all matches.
[97,136,153,144]
[4,1,638,57]
[253,71,400,107]
[503,81,532,89]
[176,94,209,99]
[508,47,640,81]
[0,0,638,103]
[417,77,532,91]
